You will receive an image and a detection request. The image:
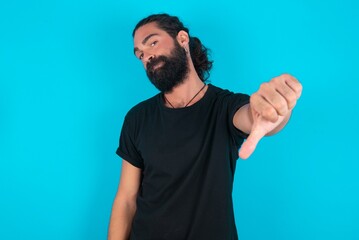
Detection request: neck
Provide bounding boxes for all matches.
[163,73,207,108]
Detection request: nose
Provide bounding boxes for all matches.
[143,53,155,69]
[145,53,154,63]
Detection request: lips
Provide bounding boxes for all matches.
[147,57,166,73]
[149,61,164,73]
[153,61,164,70]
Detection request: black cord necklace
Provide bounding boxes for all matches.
[164,83,207,108]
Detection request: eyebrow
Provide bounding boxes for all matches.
[133,33,159,56]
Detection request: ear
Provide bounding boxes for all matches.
[176,30,189,47]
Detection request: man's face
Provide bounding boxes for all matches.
[133,22,189,93]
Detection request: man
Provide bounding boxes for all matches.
[108,14,302,240]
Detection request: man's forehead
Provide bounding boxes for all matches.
[133,22,164,45]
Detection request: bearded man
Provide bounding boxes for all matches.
[108,13,302,240]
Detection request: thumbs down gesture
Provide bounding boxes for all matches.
[237,74,303,159]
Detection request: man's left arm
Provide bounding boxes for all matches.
[233,74,303,159]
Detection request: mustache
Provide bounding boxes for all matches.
[146,56,168,73]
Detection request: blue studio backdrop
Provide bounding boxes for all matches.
[1,0,358,239]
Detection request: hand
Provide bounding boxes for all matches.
[239,74,302,159]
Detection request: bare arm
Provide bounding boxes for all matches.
[233,104,292,136]
[108,160,142,240]
[233,74,302,159]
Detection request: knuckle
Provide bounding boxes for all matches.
[275,100,288,115]
[281,73,292,78]
[271,77,280,84]
[297,82,303,93]
[249,93,259,104]
[278,104,288,115]
[289,99,297,109]
[262,107,277,120]
[287,94,297,105]
[259,82,268,91]
[292,85,302,98]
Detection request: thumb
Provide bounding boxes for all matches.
[238,124,266,160]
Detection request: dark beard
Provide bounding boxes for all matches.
[146,42,189,93]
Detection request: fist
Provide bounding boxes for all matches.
[250,74,302,122]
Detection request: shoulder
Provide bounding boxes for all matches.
[209,84,231,95]
[125,94,160,121]
[208,83,248,99]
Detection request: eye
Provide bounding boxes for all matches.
[150,41,158,47]
[139,53,144,60]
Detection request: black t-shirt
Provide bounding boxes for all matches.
[117,84,249,240]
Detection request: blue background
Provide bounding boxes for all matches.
[1,0,358,239]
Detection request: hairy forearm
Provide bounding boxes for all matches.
[108,196,137,240]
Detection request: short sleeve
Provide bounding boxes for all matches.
[116,116,144,169]
[227,93,250,140]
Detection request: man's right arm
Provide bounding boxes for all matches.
[108,159,142,240]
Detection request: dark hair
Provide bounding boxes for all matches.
[132,13,213,82]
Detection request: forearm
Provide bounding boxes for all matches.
[233,104,292,136]
[108,196,137,240]
[233,104,253,134]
